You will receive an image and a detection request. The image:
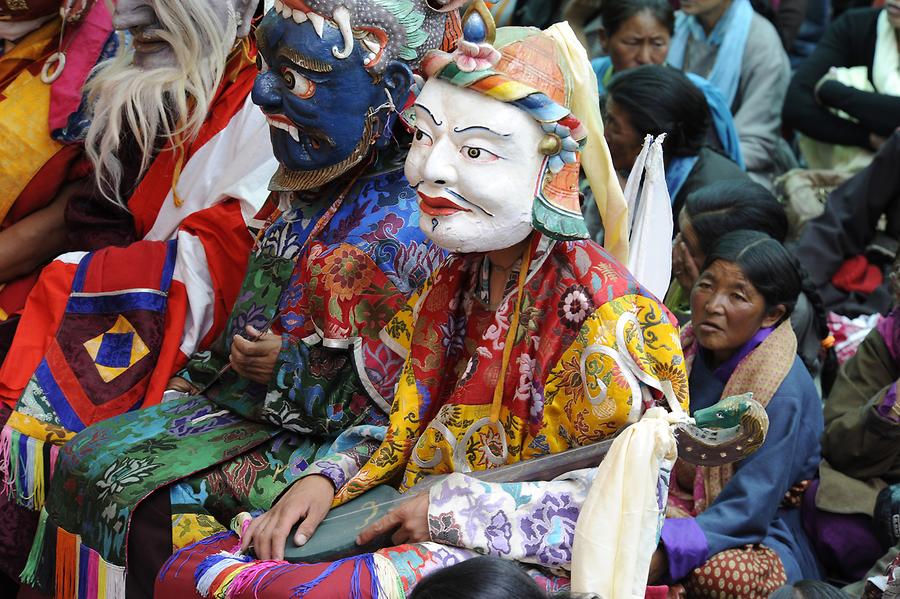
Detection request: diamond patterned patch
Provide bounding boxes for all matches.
[83,315,150,383]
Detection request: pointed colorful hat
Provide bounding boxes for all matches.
[419,1,628,260]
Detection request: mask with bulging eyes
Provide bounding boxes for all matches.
[252,0,466,191]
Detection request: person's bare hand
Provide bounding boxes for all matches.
[356,492,430,547]
[672,234,700,291]
[648,546,669,584]
[230,325,282,384]
[667,584,687,598]
[166,377,198,394]
[239,474,335,561]
[782,480,811,508]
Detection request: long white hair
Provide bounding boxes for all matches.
[85,0,236,206]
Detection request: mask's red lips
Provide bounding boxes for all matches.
[417,192,470,217]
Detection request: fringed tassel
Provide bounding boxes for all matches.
[104,563,126,599]
[223,559,288,599]
[0,423,13,496]
[290,554,378,599]
[55,527,79,599]
[160,530,236,583]
[26,518,128,599]
[195,552,253,598]
[20,508,49,585]
[372,553,405,599]
[0,425,54,511]
[348,553,375,599]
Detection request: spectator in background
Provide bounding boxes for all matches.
[591,0,674,93]
[750,0,809,53]
[592,0,745,168]
[602,65,749,228]
[783,5,900,172]
[668,181,831,378]
[667,0,793,187]
[794,132,900,318]
[803,260,900,590]
[649,231,824,597]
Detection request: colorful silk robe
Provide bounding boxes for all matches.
[0,5,117,329]
[25,166,443,599]
[336,234,688,502]
[0,49,277,514]
[156,234,689,599]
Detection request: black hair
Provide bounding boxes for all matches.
[769,580,852,599]
[683,181,788,256]
[409,557,547,599]
[702,230,801,319]
[606,65,709,159]
[601,0,675,37]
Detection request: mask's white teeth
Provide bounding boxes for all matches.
[274,0,284,13]
[280,3,292,18]
[331,6,354,59]
[292,9,308,23]
[289,125,300,143]
[308,12,325,38]
[362,38,381,55]
[266,118,291,135]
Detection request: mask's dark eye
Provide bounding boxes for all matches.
[283,70,295,89]
[415,130,426,141]
[425,0,446,10]
[467,147,481,159]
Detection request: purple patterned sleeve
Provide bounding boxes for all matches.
[426,470,597,569]
[659,517,709,582]
[302,437,382,490]
[875,383,900,424]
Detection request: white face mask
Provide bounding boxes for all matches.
[0,14,55,42]
[405,78,546,254]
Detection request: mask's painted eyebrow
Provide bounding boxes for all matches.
[277,46,333,73]
[254,29,269,57]
[453,125,511,137]
[414,103,442,126]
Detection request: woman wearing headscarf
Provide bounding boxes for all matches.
[667,0,792,186]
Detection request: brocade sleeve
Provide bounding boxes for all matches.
[426,469,598,569]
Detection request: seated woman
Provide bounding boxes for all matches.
[155,11,689,599]
[668,180,830,378]
[805,262,900,588]
[667,0,792,186]
[592,0,743,167]
[602,65,749,228]
[783,6,900,169]
[649,230,825,597]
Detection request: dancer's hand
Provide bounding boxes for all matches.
[356,492,430,546]
[230,325,282,384]
[240,474,335,561]
[166,377,198,394]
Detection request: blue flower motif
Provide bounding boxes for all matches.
[485,511,513,555]
[520,493,579,566]
[541,122,583,173]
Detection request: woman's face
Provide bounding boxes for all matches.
[690,259,784,364]
[604,95,643,172]
[601,11,671,72]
